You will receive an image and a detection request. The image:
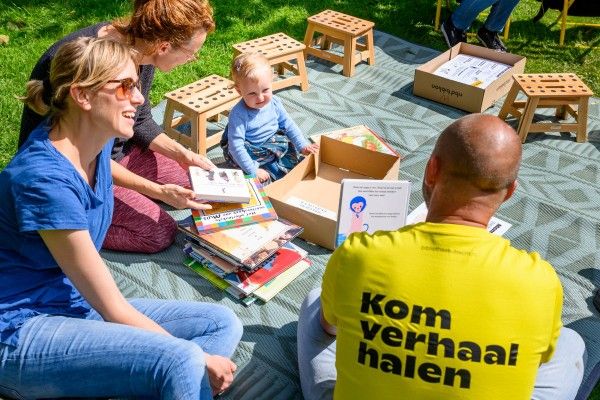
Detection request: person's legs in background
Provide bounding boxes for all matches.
[531,327,586,400]
[477,0,519,51]
[297,288,337,400]
[450,0,497,30]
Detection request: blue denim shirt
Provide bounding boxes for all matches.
[0,123,114,346]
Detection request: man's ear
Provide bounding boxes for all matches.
[503,180,518,202]
[424,155,440,187]
[156,41,171,55]
[70,85,92,111]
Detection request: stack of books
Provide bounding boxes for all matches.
[179,168,311,305]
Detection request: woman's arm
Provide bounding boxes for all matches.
[39,229,168,335]
[110,159,211,210]
[148,133,215,170]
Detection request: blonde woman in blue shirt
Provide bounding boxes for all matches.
[0,37,241,399]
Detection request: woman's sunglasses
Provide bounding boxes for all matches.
[106,78,141,100]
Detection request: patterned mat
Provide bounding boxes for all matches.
[105,30,600,399]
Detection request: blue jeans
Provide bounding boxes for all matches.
[450,0,520,32]
[297,288,586,400]
[0,299,243,399]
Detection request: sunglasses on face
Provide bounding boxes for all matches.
[106,78,141,99]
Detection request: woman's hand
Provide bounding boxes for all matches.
[157,184,212,210]
[205,354,237,395]
[178,148,215,171]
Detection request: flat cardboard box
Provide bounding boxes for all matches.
[265,135,401,250]
[413,43,526,113]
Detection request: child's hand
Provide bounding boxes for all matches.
[301,143,319,155]
[257,168,271,183]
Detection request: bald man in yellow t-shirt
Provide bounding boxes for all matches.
[297,114,585,400]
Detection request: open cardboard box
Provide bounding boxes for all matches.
[265,135,401,250]
[413,42,526,113]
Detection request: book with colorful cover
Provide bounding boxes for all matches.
[191,178,277,233]
[253,258,311,302]
[189,167,251,203]
[221,242,308,295]
[310,125,398,156]
[179,217,303,270]
[183,257,257,306]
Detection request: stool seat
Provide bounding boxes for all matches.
[163,75,241,155]
[498,73,593,143]
[233,33,309,91]
[304,10,375,77]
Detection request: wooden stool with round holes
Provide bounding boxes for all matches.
[163,75,241,155]
[233,33,309,91]
[303,10,375,78]
[498,73,593,143]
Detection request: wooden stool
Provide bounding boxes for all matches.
[498,73,593,143]
[303,10,375,77]
[233,33,309,91]
[163,75,240,155]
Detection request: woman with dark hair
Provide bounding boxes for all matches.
[1,36,242,399]
[19,0,218,254]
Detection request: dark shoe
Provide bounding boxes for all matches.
[477,26,507,52]
[441,18,467,48]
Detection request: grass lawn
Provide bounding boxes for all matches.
[1,0,599,170]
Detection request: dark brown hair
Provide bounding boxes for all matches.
[113,0,215,48]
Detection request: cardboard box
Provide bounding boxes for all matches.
[413,43,526,113]
[265,135,401,250]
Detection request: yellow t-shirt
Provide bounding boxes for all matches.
[321,222,562,400]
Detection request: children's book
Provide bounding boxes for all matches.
[310,125,398,156]
[335,179,412,247]
[179,217,303,270]
[253,258,311,302]
[220,242,309,296]
[191,178,277,233]
[189,167,251,203]
[405,202,513,236]
[183,257,257,306]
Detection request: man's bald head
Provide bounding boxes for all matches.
[432,114,522,193]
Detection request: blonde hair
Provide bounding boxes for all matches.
[113,0,215,49]
[20,37,137,126]
[230,52,271,85]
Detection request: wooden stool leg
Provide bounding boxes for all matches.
[163,100,178,140]
[498,83,520,120]
[517,97,540,143]
[366,30,375,66]
[555,105,567,120]
[191,114,208,155]
[343,35,357,77]
[576,97,589,143]
[276,63,285,76]
[304,24,316,49]
[322,35,332,50]
[296,52,310,91]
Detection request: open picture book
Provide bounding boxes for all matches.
[189,167,251,203]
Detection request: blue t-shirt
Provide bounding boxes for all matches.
[225,96,309,175]
[0,123,114,346]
